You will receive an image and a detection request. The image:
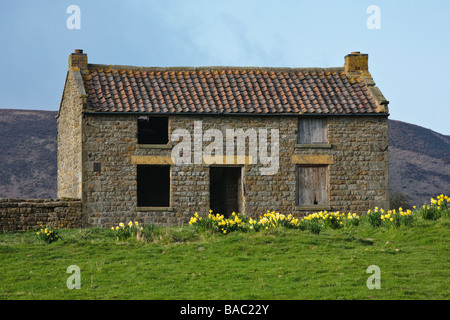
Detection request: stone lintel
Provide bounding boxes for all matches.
[131,155,253,165]
[291,154,334,165]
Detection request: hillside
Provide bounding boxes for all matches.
[388,119,450,206]
[0,109,448,206]
[0,109,57,198]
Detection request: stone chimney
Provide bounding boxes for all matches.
[68,49,87,70]
[344,52,368,73]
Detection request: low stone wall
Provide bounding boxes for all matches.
[0,198,82,232]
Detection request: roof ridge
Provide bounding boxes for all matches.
[87,63,345,73]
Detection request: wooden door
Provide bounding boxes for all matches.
[296,165,328,206]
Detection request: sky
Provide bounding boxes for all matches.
[0,0,449,135]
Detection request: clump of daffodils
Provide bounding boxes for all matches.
[190,210,252,234]
[110,221,143,241]
[188,209,360,235]
[35,225,62,244]
[418,194,449,220]
[366,206,414,228]
[258,211,300,230]
[297,210,360,234]
[365,194,449,227]
[188,194,449,235]
[301,211,360,230]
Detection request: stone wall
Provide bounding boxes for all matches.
[57,70,84,199]
[0,198,82,231]
[80,113,389,228]
[81,114,138,227]
[328,116,389,212]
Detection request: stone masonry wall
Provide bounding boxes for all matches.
[81,114,389,227]
[81,114,138,227]
[57,70,83,199]
[328,116,389,212]
[0,199,82,231]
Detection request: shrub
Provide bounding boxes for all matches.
[389,190,413,210]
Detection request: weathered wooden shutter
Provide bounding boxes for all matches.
[298,118,327,144]
[296,165,328,206]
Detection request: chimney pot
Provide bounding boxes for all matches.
[74,49,83,54]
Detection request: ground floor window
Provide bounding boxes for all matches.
[296,165,329,206]
[137,165,170,207]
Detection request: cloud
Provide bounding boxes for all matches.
[134,0,290,67]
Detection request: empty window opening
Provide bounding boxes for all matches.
[296,165,329,206]
[210,167,243,218]
[137,165,170,207]
[298,118,328,144]
[138,116,169,144]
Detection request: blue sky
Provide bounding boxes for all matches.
[0,0,449,134]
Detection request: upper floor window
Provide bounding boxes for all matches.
[298,118,328,144]
[138,116,168,144]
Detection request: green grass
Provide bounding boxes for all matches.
[0,216,449,300]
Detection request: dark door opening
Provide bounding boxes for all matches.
[210,166,243,217]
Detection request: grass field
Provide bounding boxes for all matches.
[0,207,449,300]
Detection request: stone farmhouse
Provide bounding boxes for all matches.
[57,50,389,227]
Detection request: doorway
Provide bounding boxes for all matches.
[209,166,243,217]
